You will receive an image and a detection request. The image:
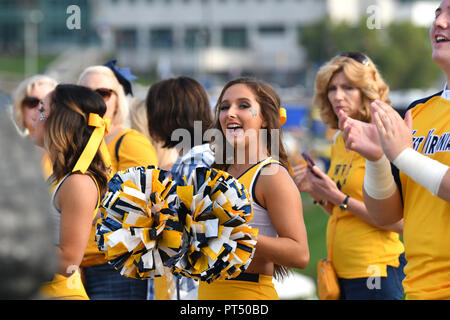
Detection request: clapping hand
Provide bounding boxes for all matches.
[338,110,384,161]
[371,100,413,162]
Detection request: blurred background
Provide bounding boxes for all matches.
[0,0,443,299]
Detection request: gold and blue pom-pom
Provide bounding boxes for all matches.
[95,166,258,282]
[95,166,185,279]
[171,167,258,283]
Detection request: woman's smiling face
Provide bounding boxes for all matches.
[218,83,267,148]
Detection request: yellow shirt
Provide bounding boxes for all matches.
[41,153,53,181]
[81,128,158,267]
[39,270,89,300]
[108,128,158,173]
[326,132,404,279]
[398,93,450,300]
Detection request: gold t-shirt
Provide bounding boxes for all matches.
[397,93,450,300]
[326,132,404,279]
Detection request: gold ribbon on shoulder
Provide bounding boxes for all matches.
[72,113,111,174]
[279,107,287,126]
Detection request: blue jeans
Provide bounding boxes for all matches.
[83,263,152,300]
[338,253,406,300]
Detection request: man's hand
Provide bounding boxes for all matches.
[371,100,413,162]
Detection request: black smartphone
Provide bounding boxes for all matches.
[301,152,321,178]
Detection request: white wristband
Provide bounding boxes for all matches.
[364,155,397,199]
[393,148,448,196]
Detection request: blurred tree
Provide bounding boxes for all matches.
[299,18,441,90]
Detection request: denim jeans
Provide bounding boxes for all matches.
[83,263,152,300]
[338,253,407,300]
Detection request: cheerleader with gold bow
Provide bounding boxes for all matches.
[30,84,110,299]
[77,60,159,300]
[203,78,309,300]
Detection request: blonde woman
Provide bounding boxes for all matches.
[77,60,158,299]
[12,75,58,137]
[293,52,405,299]
[11,75,58,179]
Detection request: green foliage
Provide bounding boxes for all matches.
[0,54,56,76]
[294,193,329,280]
[299,18,441,90]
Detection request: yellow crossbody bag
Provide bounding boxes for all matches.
[317,213,340,300]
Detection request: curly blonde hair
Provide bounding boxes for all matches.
[313,54,391,129]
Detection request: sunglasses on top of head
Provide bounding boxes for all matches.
[337,52,370,66]
[94,88,117,100]
[22,96,41,109]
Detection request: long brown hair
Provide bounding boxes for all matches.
[44,84,109,195]
[212,77,291,173]
[212,77,291,280]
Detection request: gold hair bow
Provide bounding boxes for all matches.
[72,113,111,174]
[279,107,287,126]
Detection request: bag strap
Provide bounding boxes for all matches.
[114,131,128,163]
[327,214,338,262]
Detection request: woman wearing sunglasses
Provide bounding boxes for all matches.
[293,53,406,300]
[11,75,58,179]
[77,62,158,300]
[12,75,58,138]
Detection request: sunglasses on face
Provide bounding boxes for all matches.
[337,52,370,66]
[22,96,41,109]
[94,88,116,101]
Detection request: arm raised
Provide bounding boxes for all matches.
[372,101,450,202]
[338,109,404,225]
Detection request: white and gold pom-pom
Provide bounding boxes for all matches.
[96,166,184,279]
[171,167,258,283]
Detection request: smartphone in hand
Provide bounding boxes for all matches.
[301,152,321,178]
[301,152,315,168]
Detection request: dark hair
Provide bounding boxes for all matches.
[145,76,213,149]
[44,84,109,195]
